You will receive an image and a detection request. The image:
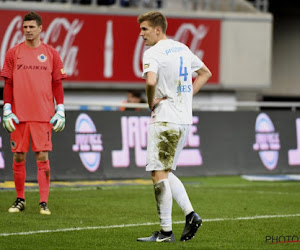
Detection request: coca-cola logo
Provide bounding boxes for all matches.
[0,15,83,77]
[133,23,209,78]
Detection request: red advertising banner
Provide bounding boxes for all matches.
[0,9,220,85]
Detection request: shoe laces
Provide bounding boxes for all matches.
[39,202,48,210]
[13,198,25,207]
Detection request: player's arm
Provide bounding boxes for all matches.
[192,64,212,95]
[50,79,65,132]
[49,46,67,132]
[3,77,13,104]
[2,77,19,133]
[143,51,166,111]
[145,71,166,111]
[52,79,64,105]
[145,71,157,110]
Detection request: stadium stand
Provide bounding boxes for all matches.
[0,0,265,12]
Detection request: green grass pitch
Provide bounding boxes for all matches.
[0,176,299,249]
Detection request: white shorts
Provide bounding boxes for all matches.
[146,122,190,171]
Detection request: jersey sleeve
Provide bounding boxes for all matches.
[190,51,204,73]
[52,79,64,104]
[142,49,159,79]
[51,47,67,81]
[3,78,13,104]
[0,48,15,79]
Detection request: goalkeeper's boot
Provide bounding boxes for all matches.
[39,202,51,215]
[180,212,202,241]
[8,198,26,213]
[137,231,175,242]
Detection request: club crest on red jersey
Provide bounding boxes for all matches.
[37,54,47,62]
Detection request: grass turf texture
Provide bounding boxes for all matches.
[0,176,299,249]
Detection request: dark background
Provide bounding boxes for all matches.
[1,110,299,181]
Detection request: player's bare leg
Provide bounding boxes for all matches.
[36,151,51,215]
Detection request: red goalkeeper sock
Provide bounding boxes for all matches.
[37,160,50,203]
[13,160,26,199]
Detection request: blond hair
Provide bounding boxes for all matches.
[137,11,168,34]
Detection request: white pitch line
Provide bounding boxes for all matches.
[1,214,300,237]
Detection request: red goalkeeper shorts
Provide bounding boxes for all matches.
[10,122,53,152]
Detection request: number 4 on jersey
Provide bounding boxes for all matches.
[179,56,188,81]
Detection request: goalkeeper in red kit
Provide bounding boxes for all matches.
[1,12,67,215]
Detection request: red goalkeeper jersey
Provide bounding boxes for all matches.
[1,41,67,122]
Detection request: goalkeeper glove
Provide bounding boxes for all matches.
[50,104,65,132]
[3,103,19,133]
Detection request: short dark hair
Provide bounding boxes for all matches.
[128,89,142,99]
[137,11,167,34]
[23,12,42,26]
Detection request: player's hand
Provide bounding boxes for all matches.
[50,104,65,132]
[2,103,19,133]
[150,97,167,111]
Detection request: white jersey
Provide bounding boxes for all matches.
[142,39,204,124]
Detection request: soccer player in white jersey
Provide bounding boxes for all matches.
[136,11,212,242]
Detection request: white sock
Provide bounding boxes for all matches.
[154,179,173,232]
[168,172,194,216]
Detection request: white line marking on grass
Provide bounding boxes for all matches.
[213,189,295,195]
[191,183,300,188]
[1,214,300,237]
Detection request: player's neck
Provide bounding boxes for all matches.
[154,35,168,45]
[25,39,41,48]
